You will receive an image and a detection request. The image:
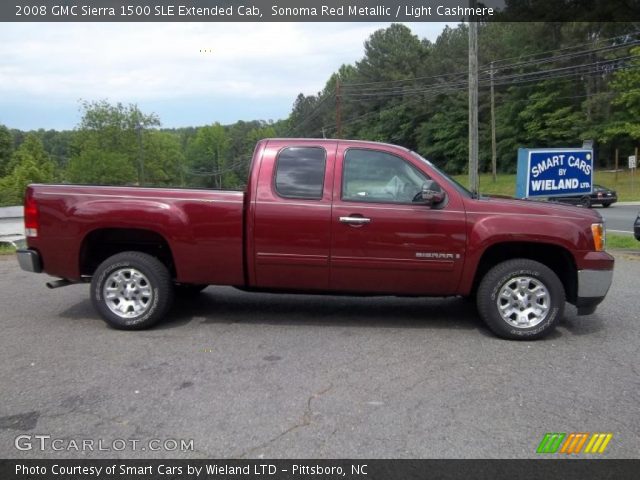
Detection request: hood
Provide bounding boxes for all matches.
[473,195,602,222]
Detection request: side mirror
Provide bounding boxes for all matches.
[421,181,446,206]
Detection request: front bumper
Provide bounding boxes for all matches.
[16,249,42,273]
[575,268,613,315]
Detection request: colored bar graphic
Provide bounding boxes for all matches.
[585,433,613,454]
[537,433,566,453]
[573,433,590,453]
[560,433,576,453]
[560,433,589,454]
[537,433,613,454]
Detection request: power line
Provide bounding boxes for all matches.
[339,34,640,91]
[338,56,640,99]
[489,41,640,72]
[489,30,640,66]
[284,91,335,137]
[341,48,638,97]
[183,159,249,177]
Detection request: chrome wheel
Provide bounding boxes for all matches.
[103,268,153,319]
[496,276,550,328]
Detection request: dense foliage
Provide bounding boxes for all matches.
[289,22,640,174]
[1,22,639,205]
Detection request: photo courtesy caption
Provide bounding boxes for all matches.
[15,463,364,476]
[16,464,182,476]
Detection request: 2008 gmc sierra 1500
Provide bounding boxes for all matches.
[16,138,614,339]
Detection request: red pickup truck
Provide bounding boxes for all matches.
[17,138,614,340]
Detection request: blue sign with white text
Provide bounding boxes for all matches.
[516,148,593,198]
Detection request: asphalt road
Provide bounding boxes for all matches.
[596,203,639,234]
[0,253,639,460]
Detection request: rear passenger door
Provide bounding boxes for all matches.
[253,142,337,290]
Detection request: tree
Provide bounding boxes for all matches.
[601,47,640,142]
[0,134,55,205]
[34,129,75,170]
[227,121,277,186]
[67,100,161,185]
[143,131,185,186]
[66,149,136,185]
[346,24,430,147]
[356,24,428,83]
[518,90,583,146]
[185,123,231,188]
[0,125,13,177]
[287,93,326,138]
[415,93,469,172]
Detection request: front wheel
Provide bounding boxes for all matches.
[91,251,174,330]
[476,259,565,340]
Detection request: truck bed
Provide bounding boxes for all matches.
[27,184,246,285]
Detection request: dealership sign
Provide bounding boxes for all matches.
[516,148,594,198]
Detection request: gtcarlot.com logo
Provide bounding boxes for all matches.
[536,432,613,454]
[14,435,194,452]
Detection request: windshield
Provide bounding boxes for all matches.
[410,151,473,198]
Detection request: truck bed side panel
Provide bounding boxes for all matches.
[27,185,245,285]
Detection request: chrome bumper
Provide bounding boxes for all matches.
[577,269,613,298]
[16,249,42,273]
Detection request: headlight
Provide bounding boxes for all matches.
[591,223,605,251]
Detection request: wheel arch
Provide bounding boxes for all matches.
[470,241,577,303]
[79,228,176,278]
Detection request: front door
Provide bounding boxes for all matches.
[329,146,466,295]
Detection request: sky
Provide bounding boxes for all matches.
[0,22,454,131]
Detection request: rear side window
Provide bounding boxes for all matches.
[275,147,326,199]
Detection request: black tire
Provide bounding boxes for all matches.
[175,284,208,296]
[602,202,612,208]
[476,259,565,340]
[579,196,591,208]
[91,251,174,330]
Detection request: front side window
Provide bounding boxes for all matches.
[274,147,326,199]
[342,149,430,203]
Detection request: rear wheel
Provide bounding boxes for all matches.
[579,195,591,208]
[91,251,173,330]
[477,259,565,340]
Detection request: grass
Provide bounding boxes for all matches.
[607,233,640,250]
[0,243,17,255]
[452,170,640,201]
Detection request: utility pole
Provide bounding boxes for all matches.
[468,1,479,196]
[490,61,497,183]
[633,146,638,198]
[336,79,342,139]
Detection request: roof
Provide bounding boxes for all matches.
[262,138,412,152]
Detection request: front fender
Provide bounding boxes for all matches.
[459,213,588,294]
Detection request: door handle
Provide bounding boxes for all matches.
[339,216,371,225]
